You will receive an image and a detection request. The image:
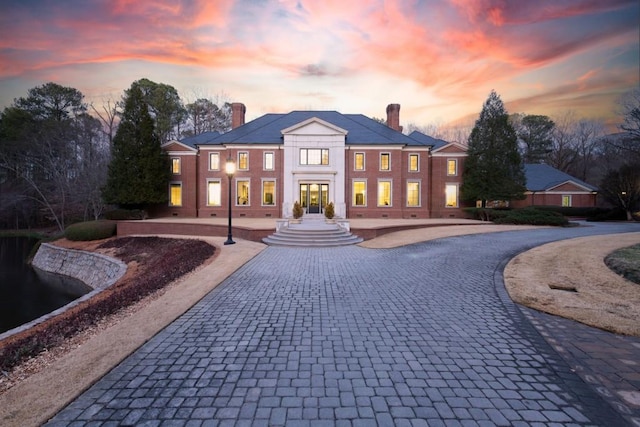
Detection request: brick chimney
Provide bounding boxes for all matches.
[386,103,402,132]
[231,103,246,129]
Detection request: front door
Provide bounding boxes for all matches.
[300,183,328,214]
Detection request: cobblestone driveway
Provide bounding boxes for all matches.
[47,223,639,426]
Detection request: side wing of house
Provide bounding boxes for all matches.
[513,164,598,208]
[429,142,469,218]
[155,140,198,217]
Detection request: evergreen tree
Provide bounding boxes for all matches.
[461,90,526,207]
[514,114,555,163]
[103,84,170,208]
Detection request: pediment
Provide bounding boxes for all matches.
[281,117,348,136]
[431,142,467,155]
[547,181,594,192]
[162,140,197,152]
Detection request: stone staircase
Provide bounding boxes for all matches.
[262,217,363,247]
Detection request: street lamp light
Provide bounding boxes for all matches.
[224,156,236,245]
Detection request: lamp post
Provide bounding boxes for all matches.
[224,156,236,245]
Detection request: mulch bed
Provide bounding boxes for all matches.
[0,236,215,373]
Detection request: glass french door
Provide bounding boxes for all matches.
[300,183,328,214]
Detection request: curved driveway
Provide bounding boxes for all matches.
[47,222,639,426]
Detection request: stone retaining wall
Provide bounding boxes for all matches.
[32,243,127,291]
[0,243,128,341]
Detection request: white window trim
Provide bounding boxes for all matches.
[171,157,181,174]
[380,152,391,171]
[445,183,459,208]
[236,179,250,206]
[209,152,220,171]
[377,179,393,207]
[264,151,275,171]
[352,179,367,207]
[206,178,222,206]
[300,148,330,166]
[447,159,458,176]
[354,152,365,171]
[409,153,419,172]
[562,195,572,207]
[238,151,249,171]
[169,181,182,207]
[406,179,421,207]
[261,178,277,206]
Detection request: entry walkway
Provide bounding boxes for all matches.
[46,223,640,426]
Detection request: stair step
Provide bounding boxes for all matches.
[263,219,363,247]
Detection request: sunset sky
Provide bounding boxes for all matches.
[0,0,638,131]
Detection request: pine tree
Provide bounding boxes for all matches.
[461,90,526,207]
[517,114,555,163]
[103,84,170,208]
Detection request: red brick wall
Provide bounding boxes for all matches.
[153,152,198,218]
[197,147,282,219]
[429,155,467,218]
[345,149,432,219]
[511,192,597,208]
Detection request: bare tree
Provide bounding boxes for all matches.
[181,89,232,137]
[573,118,605,182]
[547,112,579,173]
[618,88,640,142]
[0,83,107,230]
[405,121,472,145]
[91,97,120,146]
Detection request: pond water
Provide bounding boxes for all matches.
[0,236,91,334]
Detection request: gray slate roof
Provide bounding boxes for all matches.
[194,111,427,146]
[525,163,598,192]
[406,131,449,150]
[180,131,221,148]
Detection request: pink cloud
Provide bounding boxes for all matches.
[0,0,637,126]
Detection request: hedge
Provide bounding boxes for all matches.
[65,220,117,241]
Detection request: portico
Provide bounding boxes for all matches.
[281,117,347,218]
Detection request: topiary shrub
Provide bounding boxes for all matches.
[324,202,335,219]
[292,201,304,219]
[65,220,117,241]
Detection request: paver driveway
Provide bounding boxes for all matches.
[46,223,639,426]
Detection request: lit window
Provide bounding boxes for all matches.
[237,180,250,205]
[380,153,390,171]
[263,180,275,205]
[209,153,220,170]
[562,195,571,207]
[171,158,181,174]
[353,181,366,206]
[409,154,418,172]
[300,148,329,165]
[355,153,365,171]
[407,181,420,206]
[378,180,391,206]
[264,152,274,170]
[207,180,221,206]
[238,152,249,170]
[447,159,457,176]
[445,184,458,207]
[169,182,182,206]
